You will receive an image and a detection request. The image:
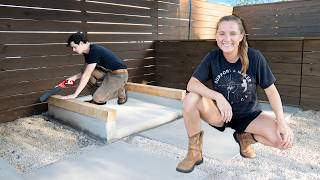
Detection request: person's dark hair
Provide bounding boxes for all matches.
[67,32,88,47]
[216,15,249,74]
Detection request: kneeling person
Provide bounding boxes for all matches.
[61,32,128,105]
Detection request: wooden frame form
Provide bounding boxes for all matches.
[48,83,186,121]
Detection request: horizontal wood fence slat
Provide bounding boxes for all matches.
[0,78,75,98]
[85,2,153,17]
[0,55,82,71]
[0,0,84,10]
[0,33,155,44]
[0,104,47,123]
[0,19,155,33]
[0,65,83,84]
[0,43,154,58]
[0,6,83,22]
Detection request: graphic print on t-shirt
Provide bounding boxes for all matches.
[214,69,253,104]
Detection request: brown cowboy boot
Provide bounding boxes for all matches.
[176,131,204,173]
[233,132,257,158]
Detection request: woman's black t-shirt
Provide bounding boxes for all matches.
[192,48,276,118]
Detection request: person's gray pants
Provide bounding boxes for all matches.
[89,68,128,103]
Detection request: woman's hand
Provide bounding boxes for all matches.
[276,120,294,149]
[60,94,77,100]
[215,94,233,123]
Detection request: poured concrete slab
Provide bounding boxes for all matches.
[25,141,201,180]
[49,92,182,142]
[141,103,300,160]
[141,119,238,160]
[0,159,24,180]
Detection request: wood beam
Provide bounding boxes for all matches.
[48,95,117,122]
[126,82,186,100]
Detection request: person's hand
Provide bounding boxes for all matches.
[276,120,294,149]
[215,94,233,123]
[60,94,77,100]
[66,77,76,84]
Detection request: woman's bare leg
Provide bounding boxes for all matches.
[182,92,224,137]
[177,92,224,173]
[245,112,284,149]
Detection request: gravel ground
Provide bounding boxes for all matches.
[0,114,103,173]
[0,110,319,179]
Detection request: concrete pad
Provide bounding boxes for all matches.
[128,92,183,110]
[25,142,200,180]
[0,158,24,180]
[49,92,182,142]
[141,119,238,160]
[140,103,300,160]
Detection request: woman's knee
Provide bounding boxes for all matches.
[259,130,283,148]
[183,92,201,113]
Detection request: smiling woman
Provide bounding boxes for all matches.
[176,15,294,173]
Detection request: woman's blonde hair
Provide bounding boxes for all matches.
[216,15,249,74]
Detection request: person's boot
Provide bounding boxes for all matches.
[117,88,127,105]
[233,132,257,158]
[176,131,204,173]
[85,99,106,105]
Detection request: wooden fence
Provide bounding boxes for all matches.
[155,40,217,89]
[232,0,320,110]
[157,0,232,40]
[0,0,232,123]
[301,39,320,110]
[190,1,232,39]
[250,39,303,106]
[233,0,320,38]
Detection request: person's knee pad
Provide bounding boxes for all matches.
[89,76,97,85]
[92,70,105,80]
